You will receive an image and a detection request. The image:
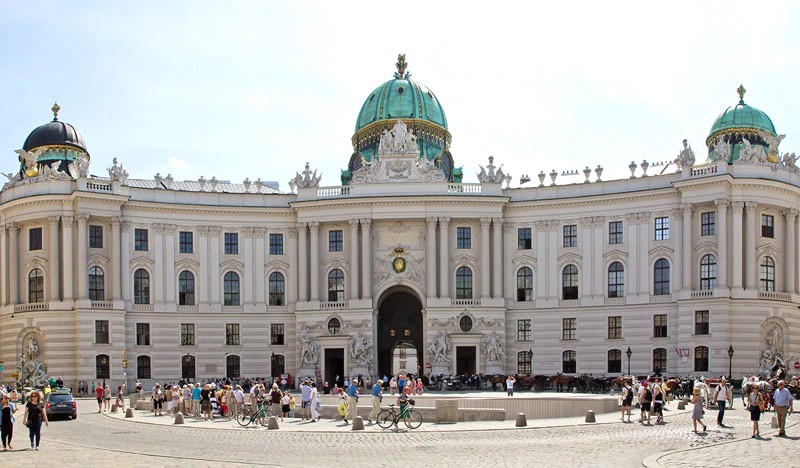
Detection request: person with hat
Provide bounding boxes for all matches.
[713,378,732,427]
[638,381,652,424]
[346,378,359,423]
[691,387,707,433]
[367,379,383,423]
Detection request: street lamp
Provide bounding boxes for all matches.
[727,345,734,380]
[626,347,632,376]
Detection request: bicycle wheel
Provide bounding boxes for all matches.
[258,406,271,426]
[403,409,422,429]
[236,407,253,426]
[376,409,395,429]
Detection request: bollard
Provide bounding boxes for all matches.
[677,401,686,410]
[515,413,527,427]
[352,416,365,431]
[125,408,134,418]
[771,416,779,429]
[572,387,578,393]
[267,415,280,430]
[174,412,185,425]
[585,410,596,423]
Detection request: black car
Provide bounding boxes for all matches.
[45,391,77,419]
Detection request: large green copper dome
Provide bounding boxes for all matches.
[706,85,776,163]
[355,78,447,131]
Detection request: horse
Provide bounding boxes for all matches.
[548,374,575,393]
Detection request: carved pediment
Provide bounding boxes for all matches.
[602,249,628,261]
[511,254,538,270]
[175,258,199,271]
[24,256,47,270]
[451,254,477,268]
[756,244,781,259]
[87,253,110,265]
[557,252,582,266]
[220,259,245,272]
[324,257,349,270]
[648,245,674,260]
[266,259,290,271]
[694,240,717,255]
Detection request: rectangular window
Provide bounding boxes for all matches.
[225,323,240,346]
[653,314,668,338]
[269,233,284,255]
[89,225,103,248]
[655,216,669,240]
[134,229,149,251]
[563,224,577,247]
[180,323,195,346]
[328,229,343,252]
[700,211,715,236]
[95,320,109,344]
[517,319,531,342]
[762,214,774,238]
[136,323,150,346]
[270,323,285,345]
[179,231,193,253]
[607,316,622,339]
[224,232,238,254]
[517,227,532,250]
[608,221,623,244]
[457,227,472,249]
[562,318,576,341]
[694,310,709,335]
[29,227,43,251]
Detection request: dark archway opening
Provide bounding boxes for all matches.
[377,290,423,378]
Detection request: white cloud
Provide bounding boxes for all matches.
[168,157,189,171]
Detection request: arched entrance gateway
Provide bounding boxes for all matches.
[377,288,423,378]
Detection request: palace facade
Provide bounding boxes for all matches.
[1,59,798,390]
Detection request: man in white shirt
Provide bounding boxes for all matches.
[714,378,732,427]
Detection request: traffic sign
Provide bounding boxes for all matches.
[793,361,799,370]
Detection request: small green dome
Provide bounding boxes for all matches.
[707,85,775,139]
[355,78,447,131]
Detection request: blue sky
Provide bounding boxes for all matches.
[1,1,798,190]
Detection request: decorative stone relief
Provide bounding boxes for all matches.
[350,331,372,366]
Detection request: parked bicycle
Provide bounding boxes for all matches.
[376,398,422,429]
[236,398,275,427]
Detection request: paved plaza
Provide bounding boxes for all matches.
[0,396,796,467]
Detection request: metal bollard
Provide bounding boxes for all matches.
[174,412,185,424]
[677,401,686,410]
[352,416,365,431]
[515,413,527,427]
[585,410,596,423]
[268,415,280,430]
[771,416,779,429]
[125,408,134,418]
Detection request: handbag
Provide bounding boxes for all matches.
[315,401,323,412]
[758,397,766,411]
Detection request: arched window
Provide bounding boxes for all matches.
[562,265,579,300]
[181,355,196,379]
[607,349,622,373]
[223,271,240,306]
[653,258,670,295]
[96,354,110,379]
[327,269,345,302]
[456,266,473,299]
[517,351,532,374]
[694,346,709,372]
[516,267,533,302]
[271,354,285,378]
[327,318,341,335]
[608,262,625,298]
[178,271,195,305]
[89,266,105,301]
[653,348,667,374]
[700,254,716,290]
[760,257,776,292]
[226,355,240,379]
[28,268,44,303]
[269,272,285,306]
[133,269,150,304]
[137,355,151,379]
[562,350,577,373]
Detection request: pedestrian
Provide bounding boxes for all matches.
[95,383,104,413]
[103,384,112,412]
[115,386,125,413]
[322,381,330,395]
[233,385,244,418]
[270,384,283,421]
[192,383,202,417]
[181,385,191,415]
[153,384,163,416]
[747,384,766,438]
[505,375,516,397]
[652,382,664,424]
[620,380,633,423]
[713,378,732,427]
[288,392,296,418]
[773,379,794,437]
[309,382,320,422]
[339,389,350,423]
[1,394,16,450]
[397,374,406,395]
[22,391,48,450]
[300,379,312,420]
[200,384,213,420]
[368,379,383,424]
[691,388,706,433]
[638,382,652,424]
[389,377,397,395]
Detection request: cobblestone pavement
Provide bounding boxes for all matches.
[1,399,796,467]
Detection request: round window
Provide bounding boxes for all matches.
[397,86,405,94]
[328,318,341,335]
[459,316,473,333]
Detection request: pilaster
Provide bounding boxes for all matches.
[48,216,61,301]
[360,218,372,300]
[349,219,360,300]
[745,202,758,290]
[491,218,502,299]
[731,202,744,290]
[76,214,89,300]
[681,204,693,291]
[438,217,450,299]
[61,217,74,301]
[309,221,320,302]
[110,217,121,301]
[426,217,437,298]
[297,223,308,302]
[784,209,798,293]
[715,199,729,289]
[480,217,491,300]
[7,223,18,304]
[120,221,131,303]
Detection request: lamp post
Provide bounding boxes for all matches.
[626,347,632,376]
[727,345,734,380]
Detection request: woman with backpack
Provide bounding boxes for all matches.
[620,380,633,422]
[638,382,652,424]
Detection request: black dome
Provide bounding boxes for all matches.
[23,119,87,153]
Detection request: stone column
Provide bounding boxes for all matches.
[208,226,221,304]
[426,217,437,298]
[681,204,693,291]
[254,228,266,304]
[715,199,729,288]
[438,217,450,299]
[152,223,165,304]
[546,221,559,298]
[48,216,61,301]
[638,213,650,295]
[580,217,593,299]
[7,223,18,304]
[0,224,6,305]
[349,219,360,301]
[731,202,744,289]
[533,221,547,299]
[309,221,320,302]
[492,218,503,299]
[503,222,515,301]
[480,217,491,300]
[197,226,209,304]
[361,219,372,300]
[626,213,640,295]
[592,218,604,297]
[76,215,89,300]
[785,209,798,293]
[297,223,308,302]
[745,202,758,290]
[120,221,131,302]
[111,217,121,301]
[61,217,74,301]
[671,208,683,291]
[242,227,254,305]
[287,229,298,304]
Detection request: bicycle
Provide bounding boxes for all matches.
[236,399,276,427]
[376,399,422,429]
